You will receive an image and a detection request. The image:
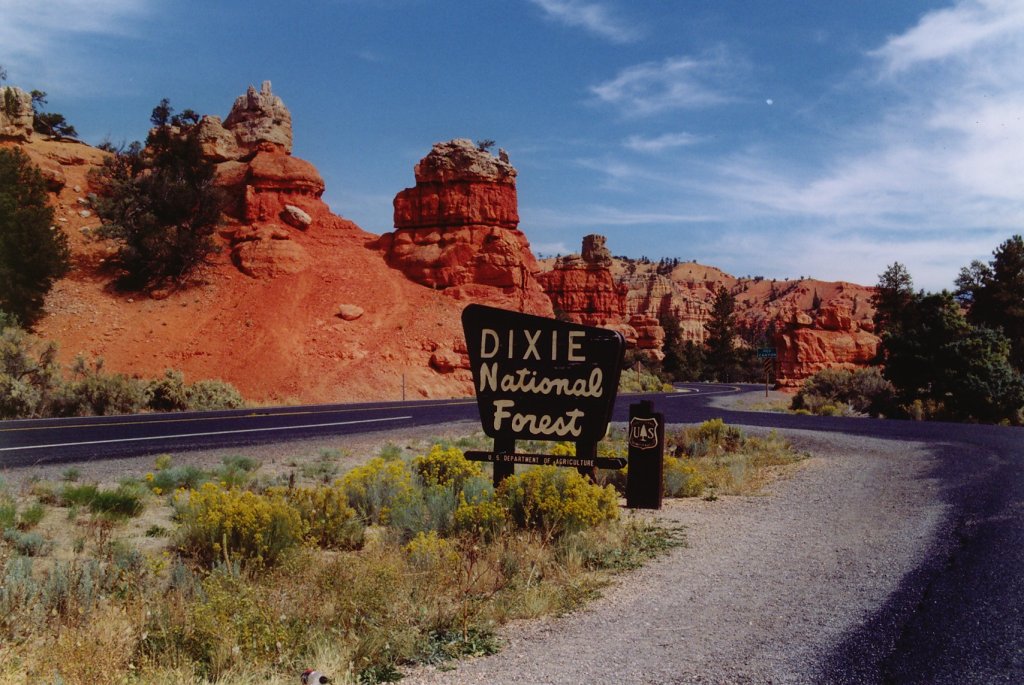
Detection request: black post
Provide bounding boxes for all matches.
[575,440,598,483]
[493,436,515,488]
[625,400,664,509]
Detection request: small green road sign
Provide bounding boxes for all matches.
[757,347,778,359]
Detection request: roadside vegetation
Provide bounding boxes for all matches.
[0,316,244,419]
[0,420,801,684]
[792,236,1024,424]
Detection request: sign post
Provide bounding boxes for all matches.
[625,400,664,509]
[756,347,778,397]
[461,304,626,487]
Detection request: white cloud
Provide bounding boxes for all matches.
[0,0,151,90]
[528,0,641,43]
[590,51,737,116]
[871,0,1024,74]
[624,132,701,154]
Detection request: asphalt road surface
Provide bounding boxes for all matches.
[1,383,1022,682]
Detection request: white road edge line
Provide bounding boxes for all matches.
[0,415,414,452]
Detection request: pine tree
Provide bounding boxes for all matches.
[93,99,223,290]
[0,148,70,324]
[956,235,1024,371]
[704,286,739,382]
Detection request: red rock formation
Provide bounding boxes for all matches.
[537,240,626,326]
[188,82,343,279]
[772,304,879,387]
[375,139,551,315]
[537,235,666,362]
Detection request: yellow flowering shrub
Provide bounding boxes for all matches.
[404,530,459,571]
[340,457,415,524]
[411,444,482,489]
[269,484,364,549]
[174,483,305,567]
[498,466,619,539]
[662,457,707,497]
[549,442,576,457]
[453,491,507,541]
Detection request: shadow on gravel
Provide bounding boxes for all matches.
[815,432,1024,685]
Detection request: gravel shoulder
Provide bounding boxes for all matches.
[402,429,947,684]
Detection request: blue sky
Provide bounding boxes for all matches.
[2,0,1022,291]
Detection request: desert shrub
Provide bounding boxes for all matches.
[498,467,619,540]
[0,323,64,418]
[186,378,245,410]
[341,457,415,525]
[671,418,742,457]
[791,367,896,417]
[411,444,482,490]
[57,356,149,416]
[663,458,706,497]
[405,530,459,572]
[184,568,302,678]
[60,483,99,507]
[3,529,50,556]
[60,482,144,518]
[299,448,343,482]
[453,485,507,541]
[389,483,460,541]
[148,464,207,493]
[174,483,305,567]
[147,369,189,411]
[215,455,260,489]
[273,484,364,549]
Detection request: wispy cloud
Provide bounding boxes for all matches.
[528,0,641,43]
[590,51,738,116]
[574,1,1024,290]
[624,132,701,154]
[871,0,1024,74]
[0,0,152,90]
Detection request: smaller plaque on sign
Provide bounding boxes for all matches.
[628,416,660,450]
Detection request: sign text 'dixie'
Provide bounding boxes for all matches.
[462,304,625,443]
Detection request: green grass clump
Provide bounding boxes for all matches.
[17,502,46,529]
[59,483,144,518]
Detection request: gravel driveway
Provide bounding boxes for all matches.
[402,429,946,684]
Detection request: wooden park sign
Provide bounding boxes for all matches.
[461,304,626,484]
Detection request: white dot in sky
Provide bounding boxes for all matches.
[766,99,774,105]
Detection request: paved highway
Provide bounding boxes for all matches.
[1,383,1022,682]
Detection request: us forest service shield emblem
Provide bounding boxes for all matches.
[628,416,660,450]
